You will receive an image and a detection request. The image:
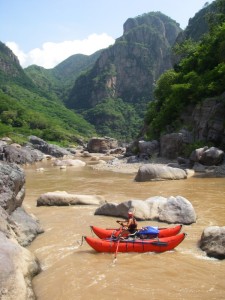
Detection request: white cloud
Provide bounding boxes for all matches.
[6,33,115,69]
[6,42,28,66]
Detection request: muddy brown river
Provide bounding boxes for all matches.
[23,160,225,300]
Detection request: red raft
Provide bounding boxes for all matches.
[90,224,183,239]
[85,233,186,253]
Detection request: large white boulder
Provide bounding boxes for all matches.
[37,191,105,206]
[95,195,196,224]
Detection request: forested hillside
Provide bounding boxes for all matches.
[25,50,102,102]
[145,0,225,150]
[0,42,96,145]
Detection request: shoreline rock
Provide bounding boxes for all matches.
[0,161,43,300]
[89,155,225,177]
[89,156,177,174]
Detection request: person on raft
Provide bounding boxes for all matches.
[116,211,138,236]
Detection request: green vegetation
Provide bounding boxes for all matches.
[145,15,225,140]
[0,41,98,145]
[25,51,102,103]
[83,98,141,141]
[182,141,214,158]
[0,86,96,144]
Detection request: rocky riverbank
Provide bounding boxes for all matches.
[89,155,225,178]
[0,161,43,300]
[89,156,175,174]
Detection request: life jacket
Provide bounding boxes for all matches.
[128,217,138,233]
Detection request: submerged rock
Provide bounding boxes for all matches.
[52,158,86,167]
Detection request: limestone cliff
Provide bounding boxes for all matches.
[68,12,181,109]
[66,12,181,140]
[0,42,33,86]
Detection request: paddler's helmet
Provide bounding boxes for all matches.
[128,211,133,218]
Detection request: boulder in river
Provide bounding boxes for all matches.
[37,191,106,206]
[134,164,187,181]
[199,226,225,259]
[94,196,196,224]
[52,158,86,167]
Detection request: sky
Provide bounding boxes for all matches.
[1,0,214,69]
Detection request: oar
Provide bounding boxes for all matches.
[111,228,123,237]
[90,226,94,237]
[148,241,168,246]
[113,238,120,263]
[112,229,127,262]
[76,235,85,247]
[124,240,168,246]
[106,227,119,230]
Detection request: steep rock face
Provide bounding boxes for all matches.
[123,12,180,47]
[0,42,20,76]
[0,162,25,214]
[0,162,42,299]
[191,93,225,147]
[176,0,225,44]
[173,1,224,64]
[175,2,211,43]
[67,12,181,112]
[0,42,33,86]
[158,92,225,157]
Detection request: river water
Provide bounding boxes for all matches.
[23,159,225,300]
